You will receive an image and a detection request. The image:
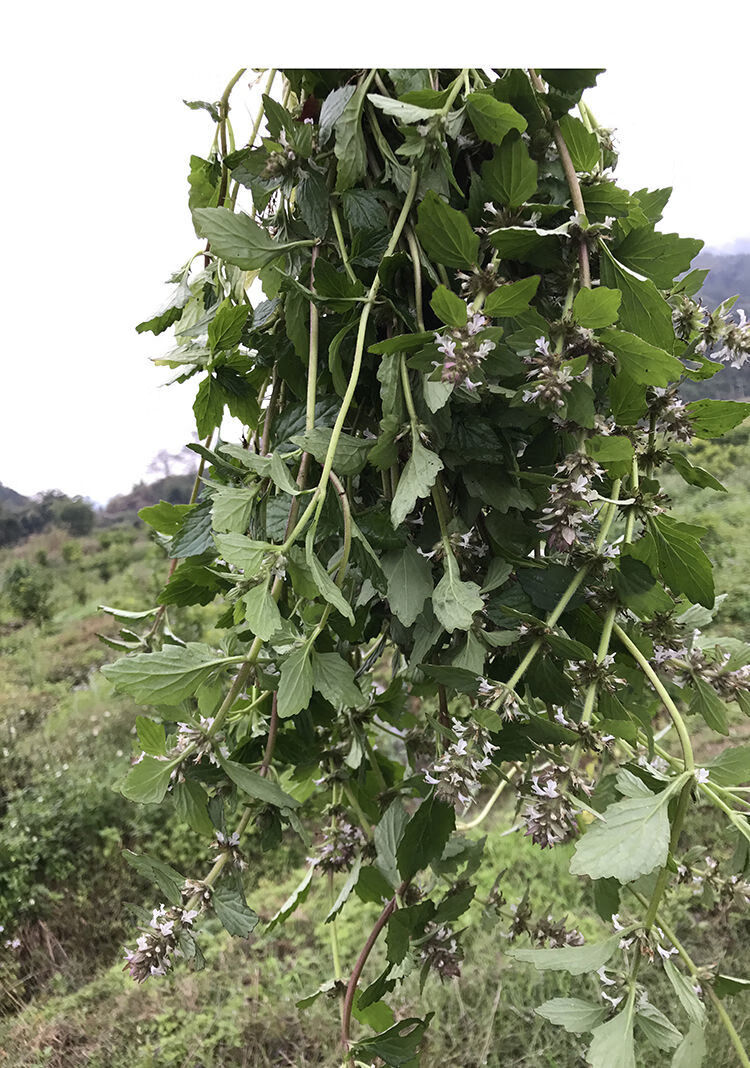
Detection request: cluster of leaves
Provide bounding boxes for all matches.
[94,68,750,1066]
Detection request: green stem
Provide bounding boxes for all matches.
[307,247,320,433]
[611,622,694,771]
[457,768,518,831]
[331,203,358,285]
[405,227,425,331]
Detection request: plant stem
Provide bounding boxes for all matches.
[405,227,425,331]
[457,767,519,831]
[331,203,358,284]
[307,246,320,433]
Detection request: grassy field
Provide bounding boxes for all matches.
[2,436,750,1067]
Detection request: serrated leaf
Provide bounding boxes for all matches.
[671,1023,706,1067]
[173,779,213,836]
[572,287,621,328]
[193,207,313,269]
[649,515,714,608]
[465,93,526,144]
[381,543,434,627]
[570,780,684,882]
[484,275,540,318]
[430,284,467,327]
[103,643,231,705]
[686,399,750,438]
[193,375,225,438]
[121,756,175,805]
[312,651,365,708]
[138,501,192,536]
[668,452,726,492]
[397,795,455,881]
[352,1014,433,1067]
[171,500,214,558]
[415,190,479,268]
[535,998,607,1034]
[600,245,674,350]
[207,299,249,353]
[215,532,271,577]
[599,328,683,386]
[277,645,313,719]
[305,534,355,623]
[615,228,703,290]
[122,850,184,906]
[290,427,373,476]
[432,554,484,633]
[689,678,729,735]
[212,486,257,533]
[636,1003,683,1051]
[212,887,259,937]
[585,434,634,477]
[136,716,166,756]
[266,864,316,932]
[218,757,300,808]
[508,929,628,975]
[663,959,706,1028]
[482,131,538,208]
[324,854,363,923]
[713,973,750,998]
[587,1010,635,1068]
[242,584,282,641]
[391,434,444,527]
[334,72,375,192]
[558,114,600,172]
[375,799,410,888]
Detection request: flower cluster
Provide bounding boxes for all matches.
[678,855,750,915]
[424,718,498,808]
[674,295,750,369]
[647,385,693,443]
[210,830,246,870]
[538,451,604,551]
[172,716,229,767]
[660,644,750,701]
[477,679,527,723]
[569,653,626,696]
[416,923,463,980]
[506,895,584,948]
[315,811,368,873]
[434,311,495,387]
[522,337,575,409]
[520,764,591,849]
[123,903,199,983]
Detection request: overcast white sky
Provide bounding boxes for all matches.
[1,1,748,503]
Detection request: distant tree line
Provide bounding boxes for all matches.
[0,489,95,548]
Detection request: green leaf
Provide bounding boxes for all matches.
[508,930,628,975]
[212,486,257,534]
[215,533,272,577]
[686,399,750,438]
[122,850,184,906]
[312,651,365,709]
[136,716,166,757]
[367,92,440,123]
[305,535,355,623]
[713,974,750,998]
[484,276,540,318]
[668,452,726,493]
[465,93,526,144]
[219,757,300,808]
[242,584,282,641]
[194,375,225,438]
[121,756,175,805]
[173,779,214,836]
[397,795,455,881]
[296,170,329,237]
[277,645,313,719]
[430,284,467,328]
[636,1003,683,1051]
[535,998,607,1034]
[266,864,315,933]
[353,1015,433,1067]
[334,71,376,192]
[598,328,683,386]
[103,643,231,705]
[610,372,647,425]
[324,854,363,923]
[342,187,387,230]
[585,435,634,477]
[193,207,313,269]
[290,428,373,476]
[615,228,703,290]
[212,887,259,937]
[570,780,684,882]
[707,744,750,787]
[381,543,434,627]
[557,114,600,172]
[600,245,674,350]
[649,515,715,608]
[369,331,434,355]
[138,501,191,536]
[171,500,214,558]
[587,1010,635,1068]
[207,299,249,353]
[391,434,444,527]
[671,1024,707,1067]
[663,959,707,1028]
[375,799,409,888]
[432,554,484,633]
[572,287,621,329]
[482,131,538,208]
[415,190,479,268]
[689,678,729,736]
